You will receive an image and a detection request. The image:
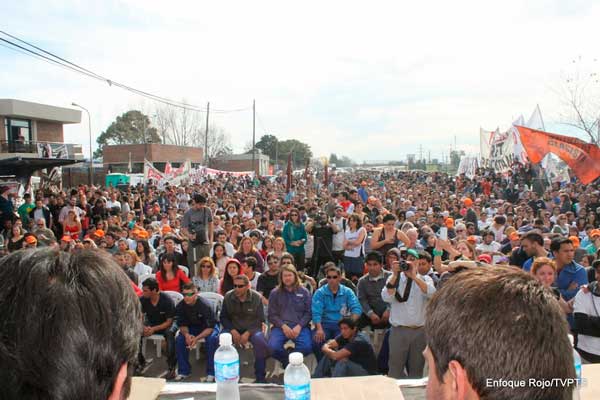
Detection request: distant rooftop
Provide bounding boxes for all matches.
[0,99,81,124]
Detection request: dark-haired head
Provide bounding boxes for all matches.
[0,248,141,399]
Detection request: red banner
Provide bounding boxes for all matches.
[516,126,600,184]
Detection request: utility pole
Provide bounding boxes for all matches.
[252,99,256,175]
[274,136,278,172]
[204,102,210,166]
[419,144,423,165]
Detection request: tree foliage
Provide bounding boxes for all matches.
[95,110,160,157]
[329,153,355,167]
[254,135,313,169]
[558,56,600,144]
[153,102,232,163]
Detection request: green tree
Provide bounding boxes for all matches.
[94,110,161,158]
[450,150,465,169]
[254,135,312,168]
[254,134,279,160]
[329,153,339,166]
[278,139,312,169]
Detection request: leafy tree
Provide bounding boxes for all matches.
[95,110,160,157]
[254,135,312,169]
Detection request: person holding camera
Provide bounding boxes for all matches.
[182,194,213,276]
[381,249,436,378]
[306,212,340,278]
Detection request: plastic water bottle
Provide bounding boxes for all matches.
[568,334,581,400]
[215,333,240,400]
[284,352,311,400]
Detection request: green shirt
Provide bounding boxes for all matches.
[18,202,35,226]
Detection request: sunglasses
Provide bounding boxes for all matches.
[326,275,339,280]
[234,284,247,288]
[290,214,298,216]
[182,292,195,297]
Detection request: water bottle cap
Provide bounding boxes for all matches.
[220,332,232,346]
[289,352,304,365]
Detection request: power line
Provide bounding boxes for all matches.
[0,30,251,114]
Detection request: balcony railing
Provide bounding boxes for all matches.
[0,140,83,159]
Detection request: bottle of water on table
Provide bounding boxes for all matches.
[215,333,240,400]
[284,352,311,400]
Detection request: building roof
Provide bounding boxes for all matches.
[0,99,81,124]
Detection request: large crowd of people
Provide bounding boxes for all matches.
[0,164,598,391]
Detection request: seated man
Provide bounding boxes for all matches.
[0,248,141,399]
[268,264,313,367]
[138,277,177,379]
[257,253,281,304]
[312,265,362,360]
[424,266,576,400]
[318,261,357,293]
[220,274,270,383]
[174,282,219,381]
[313,317,378,378]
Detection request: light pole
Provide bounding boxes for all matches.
[72,102,94,187]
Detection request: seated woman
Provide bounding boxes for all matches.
[193,256,220,293]
[156,253,190,293]
[219,258,243,295]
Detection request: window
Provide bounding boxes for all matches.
[4,118,32,143]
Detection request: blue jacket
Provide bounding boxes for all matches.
[312,284,362,325]
[556,261,588,301]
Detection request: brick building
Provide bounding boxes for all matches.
[103,143,203,173]
[211,151,270,175]
[0,99,84,182]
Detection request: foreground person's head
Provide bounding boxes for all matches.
[0,248,142,400]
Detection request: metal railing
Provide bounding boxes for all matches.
[0,140,83,159]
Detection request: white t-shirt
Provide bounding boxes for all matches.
[573,289,600,357]
[106,200,121,210]
[332,217,346,251]
[344,227,366,258]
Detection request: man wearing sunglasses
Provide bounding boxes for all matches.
[220,274,270,383]
[312,265,362,361]
[174,283,219,382]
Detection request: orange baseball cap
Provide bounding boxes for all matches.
[445,218,454,228]
[467,235,477,244]
[463,198,473,207]
[569,236,580,248]
[161,225,173,234]
[25,235,37,244]
[509,232,520,241]
[590,229,600,238]
[94,229,105,238]
[137,230,149,239]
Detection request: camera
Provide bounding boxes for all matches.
[313,212,329,229]
[399,260,410,272]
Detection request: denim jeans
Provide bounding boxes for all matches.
[312,321,340,361]
[268,326,312,366]
[313,357,370,378]
[176,325,219,376]
[221,329,270,381]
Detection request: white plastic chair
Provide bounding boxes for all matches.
[190,292,224,360]
[138,273,155,289]
[179,265,190,277]
[142,291,183,358]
